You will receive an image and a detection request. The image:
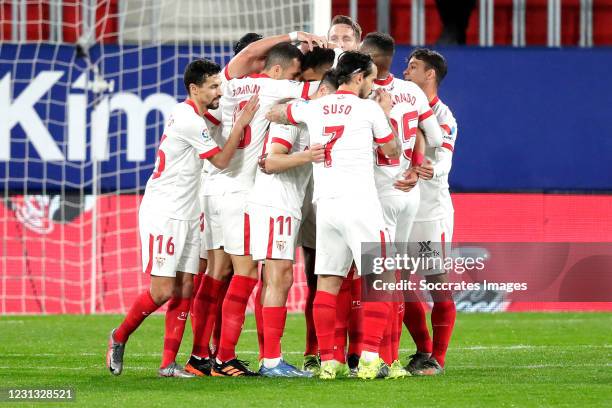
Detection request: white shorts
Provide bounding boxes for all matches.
[409,213,454,276]
[380,185,420,254]
[249,203,301,261]
[203,191,251,256]
[139,207,200,277]
[202,194,224,252]
[315,197,391,277]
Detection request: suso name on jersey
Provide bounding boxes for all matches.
[323,104,352,115]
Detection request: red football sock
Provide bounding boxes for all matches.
[347,276,362,356]
[161,297,190,368]
[379,302,394,365]
[216,275,258,362]
[313,290,337,362]
[211,278,230,355]
[191,275,225,358]
[114,291,160,343]
[361,301,391,353]
[304,286,318,356]
[262,306,287,359]
[431,300,456,367]
[190,273,203,334]
[333,278,351,363]
[392,302,405,361]
[254,280,265,360]
[403,301,433,353]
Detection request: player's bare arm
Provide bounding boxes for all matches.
[207,95,259,169]
[265,103,292,125]
[379,136,400,159]
[262,142,325,174]
[229,32,326,78]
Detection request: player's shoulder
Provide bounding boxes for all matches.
[431,97,457,124]
[170,100,206,134]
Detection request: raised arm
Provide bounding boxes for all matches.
[227,32,327,79]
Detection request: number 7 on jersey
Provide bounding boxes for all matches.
[322,125,345,167]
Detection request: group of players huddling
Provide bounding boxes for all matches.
[106,15,458,380]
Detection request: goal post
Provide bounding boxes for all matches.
[0,0,330,314]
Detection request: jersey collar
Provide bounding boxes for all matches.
[184,98,200,115]
[248,72,271,79]
[429,95,440,108]
[336,90,357,96]
[373,74,394,86]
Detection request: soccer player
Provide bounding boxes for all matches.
[403,48,458,376]
[188,32,326,377]
[360,32,444,378]
[328,15,362,51]
[249,68,337,378]
[106,59,258,377]
[199,41,325,377]
[191,31,264,371]
[267,51,399,380]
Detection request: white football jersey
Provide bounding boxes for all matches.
[415,96,458,221]
[248,122,312,219]
[141,99,220,220]
[371,75,439,197]
[201,107,223,176]
[288,91,394,202]
[202,73,313,195]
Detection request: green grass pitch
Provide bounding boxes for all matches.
[1,313,611,407]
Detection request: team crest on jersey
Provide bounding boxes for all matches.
[276,240,286,252]
[201,128,211,140]
[155,256,166,268]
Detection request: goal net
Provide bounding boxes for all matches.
[0,0,327,314]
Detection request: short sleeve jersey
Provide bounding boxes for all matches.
[141,99,220,220]
[202,73,313,195]
[288,91,394,202]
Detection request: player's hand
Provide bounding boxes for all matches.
[308,143,325,163]
[235,95,259,127]
[297,32,328,51]
[374,89,393,116]
[326,41,340,50]
[413,160,434,180]
[393,169,419,192]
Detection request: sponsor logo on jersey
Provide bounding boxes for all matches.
[418,240,440,257]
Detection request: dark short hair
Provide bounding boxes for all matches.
[183,59,221,93]
[301,47,336,72]
[264,42,303,70]
[233,32,263,55]
[409,48,448,85]
[329,15,362,40]
[319,68,339,91]
[362,32,395,57]
[335,51,373,85]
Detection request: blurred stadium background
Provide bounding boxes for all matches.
[1,0,611,315]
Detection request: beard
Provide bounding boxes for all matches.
[207,97,220,110]
[359,87,372,99]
